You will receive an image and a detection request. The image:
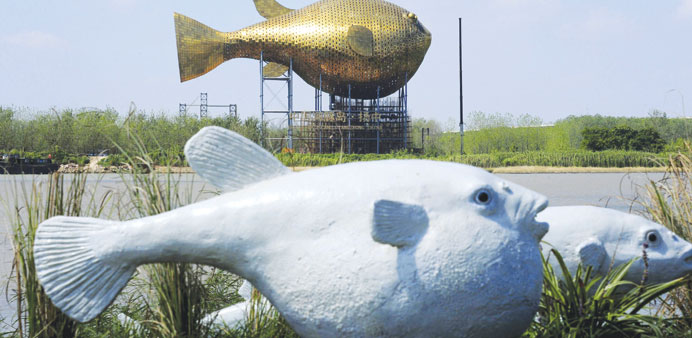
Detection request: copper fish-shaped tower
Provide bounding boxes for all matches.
[174,0,432,99]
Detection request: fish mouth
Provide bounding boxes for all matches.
[528,198,549,241]
[684,250,692,265]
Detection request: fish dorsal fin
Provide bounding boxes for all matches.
[263,62,289,77]
[372,200,429,248]
[347,25,374,57]
[577,238,607,272]
[253,0,293,19]
[184,126,291,191]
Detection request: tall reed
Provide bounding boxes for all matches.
[110,131,216,337]
[5,172,112,337]
[525,249,686,337]
[641,142,692,329]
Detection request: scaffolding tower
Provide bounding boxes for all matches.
[259,55,410,154]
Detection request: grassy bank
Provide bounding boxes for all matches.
[275,150,667,169]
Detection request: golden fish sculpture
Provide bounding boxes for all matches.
[175,0,432,99]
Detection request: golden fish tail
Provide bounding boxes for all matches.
[174,13,229,82]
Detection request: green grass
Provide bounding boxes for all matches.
[3,172,113,338]
[524,249,688,337]
[639,143,692,331]
[276,150,666,168]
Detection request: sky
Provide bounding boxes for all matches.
[0,0,691,126]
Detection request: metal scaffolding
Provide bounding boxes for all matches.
[260,52,293,149]
[260,54,410,154]
[179,93,238,118]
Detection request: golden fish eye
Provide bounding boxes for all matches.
[407,12,418,21]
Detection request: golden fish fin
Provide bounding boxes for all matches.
[347,25,374,57]
[253,0,293,19]
[174,12,230,82]
[263,62,289,77]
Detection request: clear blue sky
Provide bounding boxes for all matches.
[1,0,691,125]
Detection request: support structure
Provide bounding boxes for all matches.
[290,80,410,154]
[200,93,208,118]
[459,17,464,155]
[179,94,237,118]
[260,52,294,149]
[257,57,411,154]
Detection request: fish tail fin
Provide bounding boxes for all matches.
[34,216,135,322]
[174,12,230,82]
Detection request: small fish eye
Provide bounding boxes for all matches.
[474,189,492,205]
[407,12,418,20]
[646,231,658,243]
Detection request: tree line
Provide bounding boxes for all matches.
[2,106,690,161]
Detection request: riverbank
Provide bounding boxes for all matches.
[54,162,668,174]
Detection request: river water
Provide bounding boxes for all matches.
[0,171,666,331]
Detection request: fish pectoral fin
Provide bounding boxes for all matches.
[577,238,607,271]
[253,0,293,19]
[347,25,374,57]
[184,126,291,191]
[372,200,429,248]
[263,62,289,77]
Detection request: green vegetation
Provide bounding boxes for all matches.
[277,150,665,168]
[0,106,278,165]
[581,126,665,152]
[640,143,692,331]
[2,106,691,168]
[524,249,687,337]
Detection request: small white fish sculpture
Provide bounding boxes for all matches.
[538,206,692,284]
[203,280,259,329]
[34,126,549,337]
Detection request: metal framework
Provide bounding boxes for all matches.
[260,53,410,154]
[260,52,294,149]
[179,93,238,118]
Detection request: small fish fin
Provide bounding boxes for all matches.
[184,126,291,191]
[372,200,429,247]
[238,280,253,300]
[34,216,136,322]
[253,0,293,19]
[263,62,289,77]
[174,13,229,82]
[347,25,374,57]
[577,238,607,271]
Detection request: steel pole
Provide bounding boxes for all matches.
[459,18,464,155]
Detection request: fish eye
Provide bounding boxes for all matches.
[474,189,492,205]
[645,231,659,244]
[407,12,418,21]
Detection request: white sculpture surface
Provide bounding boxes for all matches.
[539,206,692,284]
[203,280,258,329]
[34,126,549,337]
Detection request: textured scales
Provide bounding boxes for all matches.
[174,0,432,98]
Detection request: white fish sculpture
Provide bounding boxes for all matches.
[34,126,550,337]
[203,280,261,329]
[538,206,692,284]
